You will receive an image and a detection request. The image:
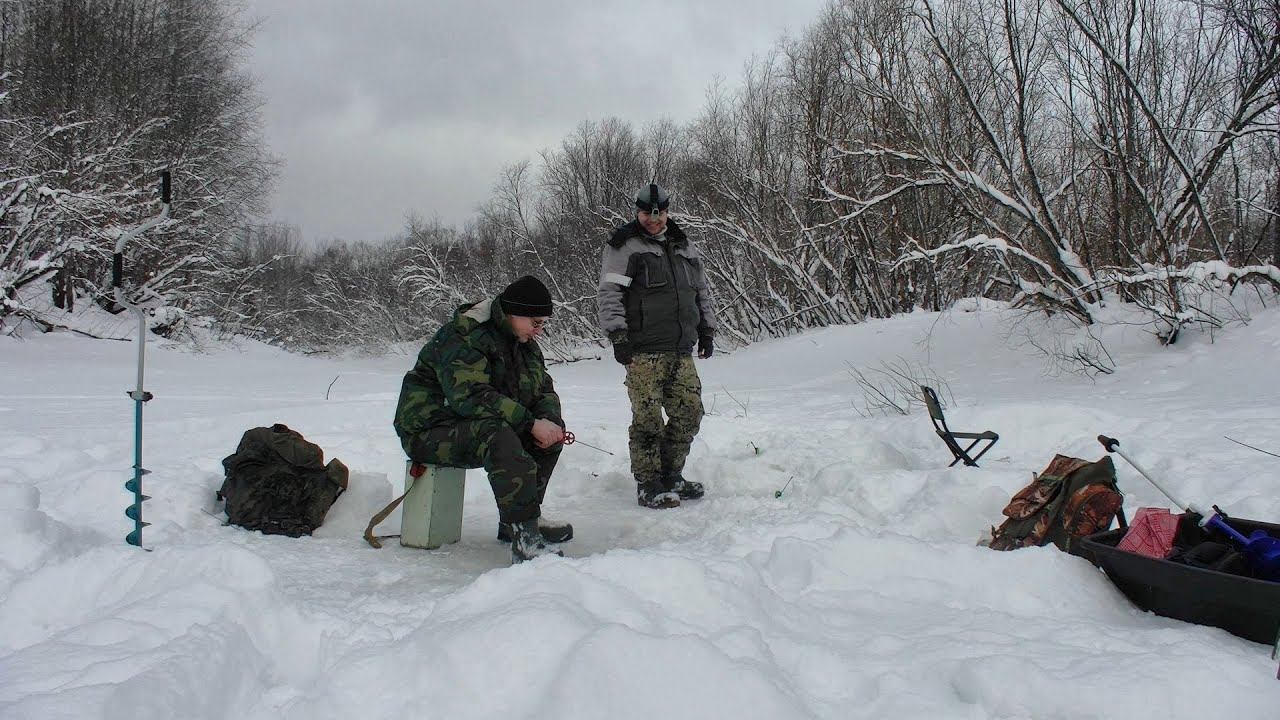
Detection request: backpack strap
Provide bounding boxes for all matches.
[363,489,410,548]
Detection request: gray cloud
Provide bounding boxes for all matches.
[244,0,829,243]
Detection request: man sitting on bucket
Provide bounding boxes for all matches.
[393,275,570,563]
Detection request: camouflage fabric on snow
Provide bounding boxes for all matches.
[988,454,1124,553]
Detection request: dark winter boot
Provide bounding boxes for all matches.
[497,517,574,543]
[665,475,705,500]
[507,519,563,564]
[637,480,680,509]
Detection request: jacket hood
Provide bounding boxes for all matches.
[453,297,518,340]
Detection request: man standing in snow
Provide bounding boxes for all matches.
[597,183,717,509]
[394,275,570,563]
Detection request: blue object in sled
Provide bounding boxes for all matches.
[1201,513,1280,581]
[1074,515,1280,645]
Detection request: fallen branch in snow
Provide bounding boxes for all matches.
[0,308,128,341]
[893,234,1093,325]
[1095,261,1279,343]
[1101,262,1280,292]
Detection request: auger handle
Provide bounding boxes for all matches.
[113,170,172,289]
[1098,433,1201,516]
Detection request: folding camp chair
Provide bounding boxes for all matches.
[920,385,999,467]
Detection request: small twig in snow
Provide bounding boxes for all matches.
[720,386,749,415]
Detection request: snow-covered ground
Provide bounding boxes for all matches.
[2,302,1278,719]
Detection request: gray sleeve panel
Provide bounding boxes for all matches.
[696,281,718,334]
[682,244,718,334]
[597,242,633,334]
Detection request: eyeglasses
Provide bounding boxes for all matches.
[530,318,550,329]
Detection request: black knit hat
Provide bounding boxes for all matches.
[499,275,554,317]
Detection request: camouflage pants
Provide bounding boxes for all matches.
[624,352,704,485]
[403,418,560,524]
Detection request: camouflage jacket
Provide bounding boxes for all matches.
[393,298,562,448]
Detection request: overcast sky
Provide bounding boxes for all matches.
[242,0,830,245]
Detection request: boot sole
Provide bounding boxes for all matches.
[511,548,564,563]
[638,495,681,509]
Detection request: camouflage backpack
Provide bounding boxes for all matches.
[988,454,1125,552]
[218,424,348,537]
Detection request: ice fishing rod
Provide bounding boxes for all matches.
[113,170,172,548]
[562,431,613,455]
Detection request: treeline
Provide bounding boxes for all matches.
[5,0,1278,365]
[0,0,273,333]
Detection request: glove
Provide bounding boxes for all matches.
[609,329,632,365]
[613,341,633,365]
[697,334,714,359]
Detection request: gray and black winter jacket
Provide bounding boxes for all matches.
[596,218,717,354]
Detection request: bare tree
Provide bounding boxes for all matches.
[181,0,1277,360]
[0,0,274,333]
